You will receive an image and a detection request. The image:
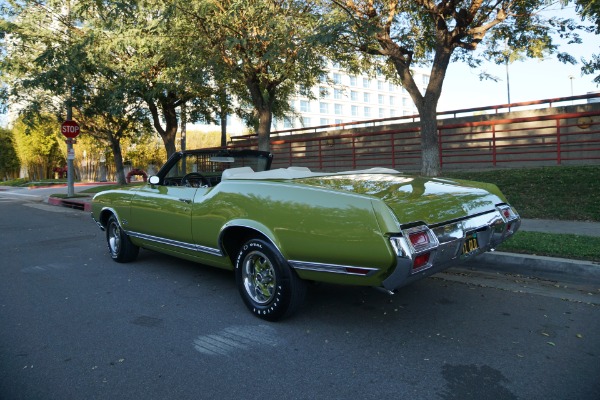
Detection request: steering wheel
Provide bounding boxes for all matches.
[181,172,210,188]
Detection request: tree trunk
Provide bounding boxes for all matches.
[147,93,179,158]
[162,101,178,156]
[377,33,452,176]
[419,104,440,176]
[256,106,272,152]
[220,111,227,147]
[109,136,126,185]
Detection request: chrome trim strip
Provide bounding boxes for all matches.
[288,260,379,277]
[127,231,223,257]
[91,214,104,231]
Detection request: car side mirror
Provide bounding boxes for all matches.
[149,175,160,185]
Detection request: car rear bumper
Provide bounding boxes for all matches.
[382,205,520,292]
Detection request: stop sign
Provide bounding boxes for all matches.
[61,120,80,138]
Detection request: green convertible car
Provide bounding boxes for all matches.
[91,149,520,321]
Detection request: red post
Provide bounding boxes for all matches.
[556,119,562,165]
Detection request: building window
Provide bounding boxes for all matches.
[320,118,329,125]
[335,119,343,125]
[363,78,370,88]
[402,97,408,107]
[350,90,358,101]
[334,88,343,99]
[302,117,311,126]
[379,108,385,118]
[319,87,329,98]
[284,117,293,128]
[319,74,327,83]
[389,83,395,91]
[364,106,371,117]
[319,102,329,113]
[334,104,342,114]
[378,94,384,105]
[300,100,310,112]
[351,105,358,116]
[350,76,357,86]
[333,73,341,84]
[378,80,384,90]
[363,92,370,103]
[389,96,395,106]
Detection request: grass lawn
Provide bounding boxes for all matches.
[445,165,600,262]
[444,165,600,222]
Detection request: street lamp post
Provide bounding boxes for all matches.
[569,75,574,105]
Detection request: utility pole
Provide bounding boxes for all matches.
[505,59,511,106]
[66,91,75,197]
[181,101,186,152]
[65,0,75,197]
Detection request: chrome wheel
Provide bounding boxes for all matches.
[235,238,306,320]
[105,215,139,263]
[242,250,276,305]
[108,220,122,255]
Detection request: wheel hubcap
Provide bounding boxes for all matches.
[108,222,121,254]
[242,251,276,305]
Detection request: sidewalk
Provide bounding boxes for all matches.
[520,218,600,238]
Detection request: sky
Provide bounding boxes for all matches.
[438,5,599,111]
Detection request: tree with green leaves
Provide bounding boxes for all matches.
[85,0,218,158]
[573,0,600,83]
[174,0,336,152]
[12,116,63,180]
[1,1,162,183]
[0,127,20,180]
[1,1,92,125]
[328,0,588,176]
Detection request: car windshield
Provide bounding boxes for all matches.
[165,150,271,177]
[158,150,272,187]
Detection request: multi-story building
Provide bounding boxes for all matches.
[194,64,431,135]
[276,65,430,132]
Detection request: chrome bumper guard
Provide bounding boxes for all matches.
[382,205,520,292]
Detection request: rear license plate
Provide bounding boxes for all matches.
[462,232,480,255]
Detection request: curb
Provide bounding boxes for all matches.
[47,196,92,212]
[466,251,600,285]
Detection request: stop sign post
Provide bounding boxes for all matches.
[61,120,80,198]
[61,120,80,139]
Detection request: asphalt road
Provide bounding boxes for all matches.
[1,195,599,400]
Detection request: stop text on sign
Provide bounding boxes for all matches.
[61,120,80,138]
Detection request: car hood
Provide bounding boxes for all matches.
[293,173,507,226]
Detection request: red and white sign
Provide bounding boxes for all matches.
[61,120,80,138]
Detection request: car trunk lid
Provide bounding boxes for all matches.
[293,173,506,226]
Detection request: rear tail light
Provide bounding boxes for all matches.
[497,205,518,234]
[413,253,431,270]
[401,226,439,272]
[409,231,430,247]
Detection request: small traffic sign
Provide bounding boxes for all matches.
[61,120,80,138]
